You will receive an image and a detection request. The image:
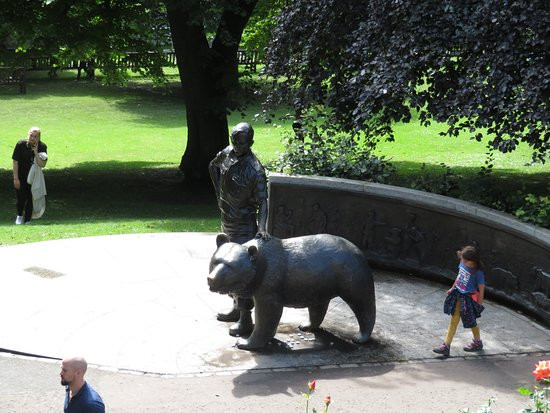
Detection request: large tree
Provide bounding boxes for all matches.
[0,0,169,79]
[266,0,550,163]
[165,0,258,182]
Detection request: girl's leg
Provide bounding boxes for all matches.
[464,325,483,351]
[444,299,461,345]
[471,325,481,340]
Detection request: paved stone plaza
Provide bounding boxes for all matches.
[1,233,548,411]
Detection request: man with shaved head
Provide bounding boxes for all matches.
[60,357,105,413]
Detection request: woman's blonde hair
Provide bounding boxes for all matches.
[28,127,41,139]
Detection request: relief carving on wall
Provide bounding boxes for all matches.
[402,212,427,264]
[361,208,386,251]
[305,202,327,234]
[273,204,295,238]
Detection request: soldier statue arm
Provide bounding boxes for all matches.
[254,167,270,240]
[255,197,269,240]
[208,158,221,201]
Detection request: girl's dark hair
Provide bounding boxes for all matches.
[457,243,484,269]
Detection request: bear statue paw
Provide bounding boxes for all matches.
[298,323,320,332]
[236,338,264,350]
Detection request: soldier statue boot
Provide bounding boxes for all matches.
[216,296,241,322]
[228,297,254,337]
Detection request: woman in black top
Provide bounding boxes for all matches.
[12,127,47,224]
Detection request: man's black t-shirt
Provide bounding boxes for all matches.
[12,139,47,180]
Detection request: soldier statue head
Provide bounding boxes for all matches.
[231,122,254,158]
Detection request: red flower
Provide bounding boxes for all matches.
[324,395,331,406]
[308,379,316,392]
[532,360,550,382]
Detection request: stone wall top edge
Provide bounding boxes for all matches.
[268,173,550,248]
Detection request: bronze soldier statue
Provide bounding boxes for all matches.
[209,122,268,336]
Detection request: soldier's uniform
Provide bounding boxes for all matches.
[210,146,267,244]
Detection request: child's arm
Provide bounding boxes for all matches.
[446,279,457,294]
[478,284,485,305]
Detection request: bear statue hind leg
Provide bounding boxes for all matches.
[299,301,329,332]
[345,298,376,345]
[236,300,283,351]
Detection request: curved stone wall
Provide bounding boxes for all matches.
[267,173,550,326]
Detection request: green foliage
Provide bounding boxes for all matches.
[518,388,535,397]
[266,0,550,163]
[409,163,457,196]
[0,0,171,85]
[0,1,46,59]
[517,385,550,413]
[268,114,395,183]
[514,193,550,228]
[402,164,550,229]
[460,176,519,213]
[241,0,286,58]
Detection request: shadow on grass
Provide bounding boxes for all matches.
[1,159,547,235]
[0,73,187,129]
[0,163,219,226]
[388,160,549,194]
[70,160,174,171]
[0,71,267,130]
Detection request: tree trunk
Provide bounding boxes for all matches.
[166,0,258,184]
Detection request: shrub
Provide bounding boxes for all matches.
[408,163,458,196]
[514,193,550,229]
[268,128,395,184]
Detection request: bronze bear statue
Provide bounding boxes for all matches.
[207,233,376,350]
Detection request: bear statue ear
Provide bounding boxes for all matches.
[216,233,230,248]
[247,245,259,261]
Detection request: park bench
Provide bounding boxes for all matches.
[0,67,26,94]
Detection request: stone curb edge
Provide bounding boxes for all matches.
[1,349,548,379]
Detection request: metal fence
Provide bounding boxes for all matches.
[14,49,260,72]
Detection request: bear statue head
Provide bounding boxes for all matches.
[207,234,259,295]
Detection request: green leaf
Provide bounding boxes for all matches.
[517,387,533,396]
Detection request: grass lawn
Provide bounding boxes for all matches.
[378,117,548,175]
[375,114,549,197]
[0,70,290,245]
[0,69,548,245]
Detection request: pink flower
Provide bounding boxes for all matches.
[324,395,331,406]
[308,379,316,392]
[532,360,550,382]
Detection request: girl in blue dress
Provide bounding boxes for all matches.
[433,244,485,357]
